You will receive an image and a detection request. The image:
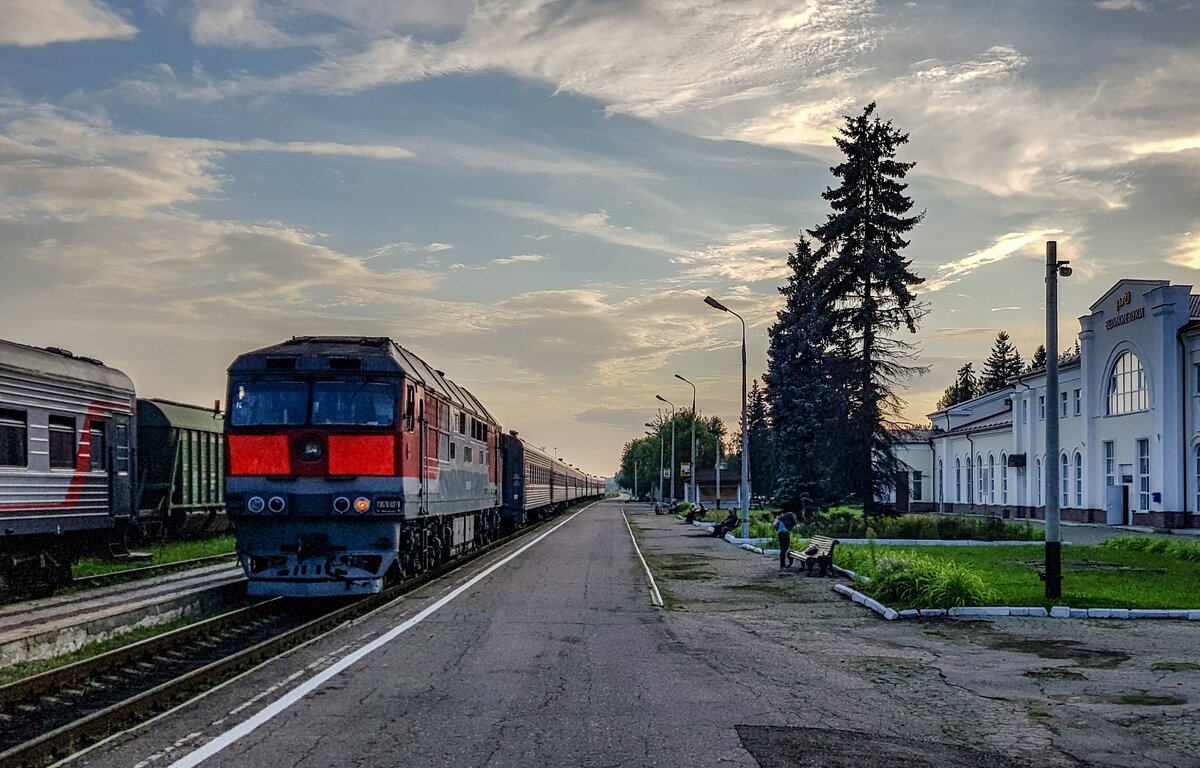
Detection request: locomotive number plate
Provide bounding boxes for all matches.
[376,498,404,511]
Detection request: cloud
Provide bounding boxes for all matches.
[0,106,414,220]
[190,0,298,48]
[1166,228,1200,269]
[990,306,1021,312]
[464,200,679,255]
[670,225,792,284]
[0,0,136,47]
[1094,0,1149,10]
[922,228,1062,293]
[492,254,546,265]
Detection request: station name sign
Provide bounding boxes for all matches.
[1106,290,1144,330]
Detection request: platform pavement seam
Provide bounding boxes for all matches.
[112,502,600,768]
[622,513,664,609]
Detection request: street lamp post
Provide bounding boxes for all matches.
[675,374,697,507]
[645,423,664,503]
[704,295,750,539]
[656,395,676,503]
[1044,241,1071,600]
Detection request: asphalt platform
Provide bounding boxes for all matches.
[66,500,1200,767]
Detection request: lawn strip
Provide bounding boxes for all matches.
[73,536,237,579]
[837,544,1200,610]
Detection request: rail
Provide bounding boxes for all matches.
[0,503,593,767]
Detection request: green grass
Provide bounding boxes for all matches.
[73,535,236,579]
[836,543,1200,610]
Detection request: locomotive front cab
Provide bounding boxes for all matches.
[225,345,410,596]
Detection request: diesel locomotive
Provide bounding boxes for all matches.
[225,336,603,597]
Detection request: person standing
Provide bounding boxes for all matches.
[776,512,796,570]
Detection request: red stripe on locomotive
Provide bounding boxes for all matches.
[228,435,290,475]
[328,435,395,476]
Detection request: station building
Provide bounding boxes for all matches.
[889,279,1200,529]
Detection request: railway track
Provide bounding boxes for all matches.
[0,510,580,767]
[70,553,238,592]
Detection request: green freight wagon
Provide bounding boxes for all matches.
[135,398,227,540]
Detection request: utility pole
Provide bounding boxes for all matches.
[1044,240,1071,600]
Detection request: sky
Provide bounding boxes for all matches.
[1,0,1198,477]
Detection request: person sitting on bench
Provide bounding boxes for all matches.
[711,509,739,537]
[684,502,706,524]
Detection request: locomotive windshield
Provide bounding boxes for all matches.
[230,381,308,426]
[312,382,395,426]
[229,379,397,426]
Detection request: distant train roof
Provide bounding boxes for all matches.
[0,338,134,394]
[228,337,497,424]
[138,398,224,433]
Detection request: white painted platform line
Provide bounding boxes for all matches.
[165,502,598,768]
[623,513,664,609]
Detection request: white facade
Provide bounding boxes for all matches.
[900,279,1200,528]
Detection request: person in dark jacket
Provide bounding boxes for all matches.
[775,512,797,569]
[711,509,739,537]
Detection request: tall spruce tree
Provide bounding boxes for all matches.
[809,102,926,510]
[765,235,841,514]
[936,362,979,409]
[979,331,1022,393]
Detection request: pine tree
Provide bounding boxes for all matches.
[1028,344,1047,371]
[936,362,979,409]
[764,235,840,514]
[979,331,1022,393]
[808,102,927,510]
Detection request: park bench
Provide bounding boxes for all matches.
[789,535,838,577]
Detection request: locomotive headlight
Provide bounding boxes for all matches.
[333,496,351,514]
[268,496,286,514]
[354,497,370,514]
[300,439,322,462]
[247,496,266,514]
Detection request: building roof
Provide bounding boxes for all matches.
[943,409,1013,436]
[1190,294,1200,318]
[890,428,933,444]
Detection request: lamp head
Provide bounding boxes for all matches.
[644,422,655,428]
[655,394,668,404]
[704,295,728,312]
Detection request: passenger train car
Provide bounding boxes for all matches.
[0,339,228,598]
[0,340,136,595]
[225,336,603,597]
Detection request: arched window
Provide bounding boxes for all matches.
[1000,452,1008,504]
[1108,351,1148,415]
[955,457,962,502]
[938,459,944,504]
[1074,451,1083,506]
[1195,445,1200,512]
[966,456,973,502]
[988,454,995,504]
[976,454,984,504]
[1061,452,1070,507]
[1036,457,1042,506]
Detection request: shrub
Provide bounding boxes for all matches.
[676,502,691,514]
[859,551,995,609]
